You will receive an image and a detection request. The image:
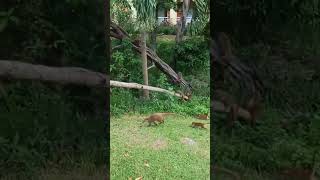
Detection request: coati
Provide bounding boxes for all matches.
[213,166,241,180]
[194,113,209,120]
[190,122,210,129]
[143,113,174,126]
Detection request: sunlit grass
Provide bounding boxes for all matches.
[111,114,210,180]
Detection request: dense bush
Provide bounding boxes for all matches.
[157,25,176,35]
[173,37,209,74]
[111,88,209,117]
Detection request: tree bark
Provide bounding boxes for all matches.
[150,5,158,51]
[141,31,150,99]
[150,30,157,51]
[175,0,190,43]
[110,80,189,100]
[0,60,190,100]
[0,60,108,87]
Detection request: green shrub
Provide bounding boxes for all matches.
[173,37,209,75]
[157,25,176,35]
[111,88,209,116]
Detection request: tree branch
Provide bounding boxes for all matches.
[0,60,108,87]
[110,80,189,100]
[0,60,188,99]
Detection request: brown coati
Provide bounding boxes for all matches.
[143,113,175,126]
[190,122,210,129]
[194,113,209,120]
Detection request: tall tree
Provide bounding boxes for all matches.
[133,0,157,100]
[150,0,176,51]
[175,0,191,43]
[188,0,209,36]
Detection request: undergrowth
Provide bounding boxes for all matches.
[0,82,105,179]
[213,27,320,178]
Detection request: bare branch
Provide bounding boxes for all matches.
[110,80,189,100]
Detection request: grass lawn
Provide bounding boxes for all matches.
[111,114,210,180]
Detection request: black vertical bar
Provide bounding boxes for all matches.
[103,0,110,179]
[210,0,215,179]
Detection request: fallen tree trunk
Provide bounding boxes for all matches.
[0,60,108,87]
[0,60,188,99]
[111,80,189,100]
[211,100,251,120]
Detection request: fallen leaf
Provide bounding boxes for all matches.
[128,177,133,180]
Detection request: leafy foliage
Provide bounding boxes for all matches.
[132,0,157,31]
[187,0,209,36]
[157,25,176,35]
[173,37,209,74]
[111,0,136,33]
[215,0,320,43]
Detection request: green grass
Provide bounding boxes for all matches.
[111,114,210,180]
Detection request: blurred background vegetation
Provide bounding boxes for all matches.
[213,0,320,179]
[0,0,106,179]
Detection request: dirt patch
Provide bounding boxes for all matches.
[180,137,197,146]
[151,139,168,150]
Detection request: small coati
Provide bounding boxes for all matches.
[194,113,209,120]
[143,113,175,126]
[190,122,210,129]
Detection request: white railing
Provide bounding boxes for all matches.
[157,16,192,25]
[177,16,192,24]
